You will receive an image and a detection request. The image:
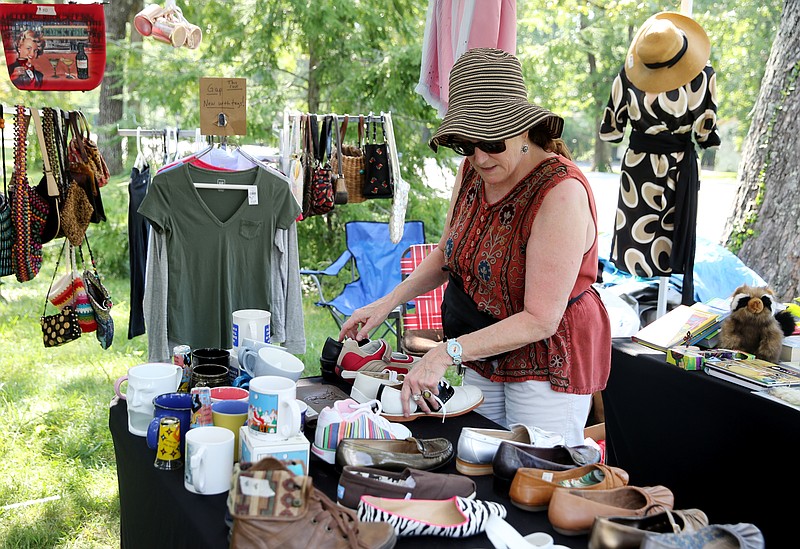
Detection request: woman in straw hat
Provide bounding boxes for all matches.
[600,11,720,305]
[340,48,611,445]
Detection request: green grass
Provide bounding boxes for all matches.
[0,266,346,547]
[0,172,450,548]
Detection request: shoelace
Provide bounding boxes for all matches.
[311,489,361,549]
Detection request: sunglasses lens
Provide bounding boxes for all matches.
[450,142,474,156]
[479,141,506,154]
[449,140,506,155]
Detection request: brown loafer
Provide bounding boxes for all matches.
[335,436,453,472]
[509,463,629,512]
[337,466,476,509]
[588,508,709,549]
[548,485,674,536]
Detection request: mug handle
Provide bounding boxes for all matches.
[114,375,129,400]
[146,417,161,450]
[189,446,207,493]
[240,349,257,377]
[171,365,183,390]
[278,399,302,438]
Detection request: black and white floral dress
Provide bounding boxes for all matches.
[599,65,720,281]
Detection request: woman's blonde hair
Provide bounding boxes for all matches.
[16,29,45,56]
[529,124,572,160]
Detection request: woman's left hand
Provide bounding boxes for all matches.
[400,344,452,416]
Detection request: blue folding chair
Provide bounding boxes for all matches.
[301,221,426,339]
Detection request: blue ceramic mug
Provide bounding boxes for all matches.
[146,392,194,450]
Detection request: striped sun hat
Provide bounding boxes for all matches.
[429,48,564,152]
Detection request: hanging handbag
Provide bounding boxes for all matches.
[0,2,106,92]
[301,115,335,218]
[41,240,82,348]
[330,115,367,204]
[60,109,105,224]
[47,242,96,333]
[330,115,348,204]
[9,104,49,282]
[31,107,62,244]
[80,235,113,349]
[1,107,14,277]
[362,116,393,199]
[68,111,110,188]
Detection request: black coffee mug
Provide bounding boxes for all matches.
[191,347,232,383]
[190,363,230,389]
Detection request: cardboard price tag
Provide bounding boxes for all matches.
[199,77,246,136]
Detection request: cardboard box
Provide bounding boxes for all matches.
[239,427,309,476]
[583,422,605,443]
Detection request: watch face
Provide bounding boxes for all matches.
[447,340,462,358]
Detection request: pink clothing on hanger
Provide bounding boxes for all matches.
[416,0,517,117]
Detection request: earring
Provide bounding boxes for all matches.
[521,144,529,154]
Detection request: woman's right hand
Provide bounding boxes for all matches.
[338,299,396,342]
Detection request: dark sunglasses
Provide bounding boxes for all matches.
[447,139,507,156]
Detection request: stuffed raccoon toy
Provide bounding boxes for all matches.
[719,285,797,362]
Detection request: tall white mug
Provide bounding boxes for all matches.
[184,426,235,495]
[114,363,182,436]
[232,309,271,351]
[247,375,301,440]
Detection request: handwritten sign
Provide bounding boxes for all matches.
[199,77,247,136]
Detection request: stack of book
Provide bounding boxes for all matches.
[631,301,722,353]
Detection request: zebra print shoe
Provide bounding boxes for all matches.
[357,495,507,538]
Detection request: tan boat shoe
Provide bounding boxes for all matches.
[509,463,630,512]
[548,485,674,536]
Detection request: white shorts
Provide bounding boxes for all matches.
[462,367,592,446]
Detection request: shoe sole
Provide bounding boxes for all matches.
[380,395,485,423]
[455,457,493,476]
[552,525,590,537]
[510,498,549,512]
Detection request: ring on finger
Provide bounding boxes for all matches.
[422,389,432,399]
[412,394,422,402]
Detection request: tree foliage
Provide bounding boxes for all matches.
[0,0,784,273]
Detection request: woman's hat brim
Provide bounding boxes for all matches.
[429,100,564,152]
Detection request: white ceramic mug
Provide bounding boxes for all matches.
[239,345,304,382]
[247,375,301,440]
[232,309,271,351]
[114,363,182,437]
[184,426,234,495]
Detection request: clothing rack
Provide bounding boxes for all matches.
[117,128,199,138]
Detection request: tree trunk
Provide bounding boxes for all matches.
[723,0,800,302]
[593,120,612,172]
[98,0,142,175]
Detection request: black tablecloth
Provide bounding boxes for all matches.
[110,379,589,549]
[604,339,796,547]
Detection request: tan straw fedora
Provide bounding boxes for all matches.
[429,48,563,152]
[625,11,710,94]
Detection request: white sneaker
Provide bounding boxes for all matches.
[351,370,405,403]
[456,424,566,476]
[311,398,412,464]
[378,379,484,423]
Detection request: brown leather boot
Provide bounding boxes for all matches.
[228,457,396,549]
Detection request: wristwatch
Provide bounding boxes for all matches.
[446,338,463,373]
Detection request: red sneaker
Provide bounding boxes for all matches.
[336,338,417,381]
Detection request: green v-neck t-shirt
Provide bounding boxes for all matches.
[138,162,301,350]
